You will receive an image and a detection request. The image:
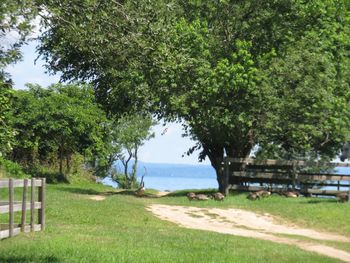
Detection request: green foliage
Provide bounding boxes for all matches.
[115,114,155,155]
[111,169,139,189]
[0,0,37,71]
[25,154,89,184]
[38,0,174,115]
[10,83,110,176]
[25,165,67,184]
[111,114,155,188]
[0,0,38,156]
[257,4,350,159]
[0,80,16,156]
[0,156,28,178]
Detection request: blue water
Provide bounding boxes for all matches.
[103,161,217,191]
[102,161,350,191]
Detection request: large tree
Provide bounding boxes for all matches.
[38,1,350,193]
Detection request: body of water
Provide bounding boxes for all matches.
[102,161,350,191]
[103,161,218,191]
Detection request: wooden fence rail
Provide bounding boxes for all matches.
[0,178,45,240]
[222,158,350,200]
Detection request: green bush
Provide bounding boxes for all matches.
[26,165,68,184]
[111,169,139,189]
[0,157,28,178]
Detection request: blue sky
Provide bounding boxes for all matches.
[6,40,209,165]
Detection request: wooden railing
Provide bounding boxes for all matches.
[223,158,350,199]
[0,178,46,239]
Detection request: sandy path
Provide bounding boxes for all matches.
[148,204,350,262]
[88,195,106,201]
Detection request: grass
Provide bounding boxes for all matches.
[0,179,348,262]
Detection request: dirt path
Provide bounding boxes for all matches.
[88,195,106,201]
[148,204,350,262]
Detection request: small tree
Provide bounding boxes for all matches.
[112,114,154,189]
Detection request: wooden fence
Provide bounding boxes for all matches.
[0,178,46,240]
[222,158,350,199]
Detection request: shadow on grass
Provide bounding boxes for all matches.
[26,167,69,184]
[0,256,59,263]
[58,186,344,205]
[55,186,136,197]
[306,198,338,204]
[55,185,219,200]
[43,172,70,184]
[165,189,217,197]
[56,186,102,195]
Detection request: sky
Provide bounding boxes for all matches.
[6,40,209,165]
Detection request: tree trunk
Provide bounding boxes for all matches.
[131,144,138,186]
[202,143,227,195]
[58,139,67,175]
[204,140,253,195]
[123,149,133,188]
[66,154,72,173]
[59,148,64,175]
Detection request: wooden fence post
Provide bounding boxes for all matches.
[21,179,28,232]
[38,178,46,231]
[9,179,14,237]
[30,178,35,232]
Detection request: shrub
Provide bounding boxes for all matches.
[111,168,139,189]
[0,157,28,178]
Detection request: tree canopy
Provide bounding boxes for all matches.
[37,0,350,193]
[10,83,109,175]
[0,0,37,74]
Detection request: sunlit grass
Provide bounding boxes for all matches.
[0,180,347,262]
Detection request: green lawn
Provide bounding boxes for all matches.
[0,180,349,263]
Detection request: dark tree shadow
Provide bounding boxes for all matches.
[25,166,70,184]
[55,186,102,195]
[306,198,338,204]
[165,189,217,197]
[55,186,136,197]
